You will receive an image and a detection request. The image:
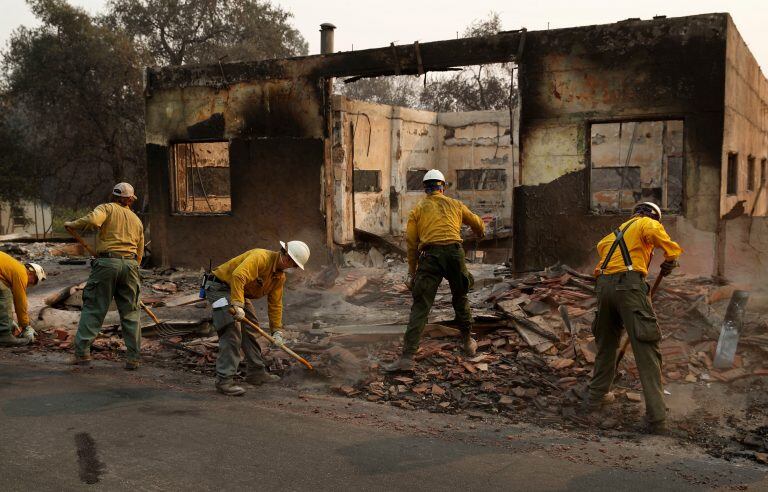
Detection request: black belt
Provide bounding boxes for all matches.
[206,274,228,286]
[98,252,137,260]
[421,242,461,251]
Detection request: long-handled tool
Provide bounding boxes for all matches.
[66,225,174,335]
[229,307,314,370]
[614,272,664,371]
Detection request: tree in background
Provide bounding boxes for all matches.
[335,75,422,109]
[420,12,514,112]
[2,0,145,208]
[106,0,308,65]
[338,13,515,113]
[0,0,308,209]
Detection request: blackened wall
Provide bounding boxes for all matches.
[515,14,728,273]
[145,79,327,268]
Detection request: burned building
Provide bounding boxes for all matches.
[145,13,767,284]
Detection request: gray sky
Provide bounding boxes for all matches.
[1,0,766,70]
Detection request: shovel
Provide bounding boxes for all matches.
[65,226,174,336]
[228,307,314,370]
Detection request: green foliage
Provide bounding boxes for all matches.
[105,0,308,65]
[337,12,515,113]
[50,206,91,233]
[0,0,309,209]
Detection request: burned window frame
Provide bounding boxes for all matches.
[588,119,685,215]
[406,169,428,192]
[726,152,739,195]
[747,155,756,192]
[456,168,508,191]
[169,140,232,216]
[352,169,382,193]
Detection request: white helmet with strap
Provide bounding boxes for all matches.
[633,202,662,221]
[26,263,46,284]
[423,169,445,183]
[280,240,310,270]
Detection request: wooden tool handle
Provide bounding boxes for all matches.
[230,308,314,370]
[139,301,162,324]
[65,226,97,257]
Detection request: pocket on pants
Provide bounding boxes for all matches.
[633,309,661,342]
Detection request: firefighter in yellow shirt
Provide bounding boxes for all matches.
[64,183,144,369]
[586,202,683,435]
[0,252,46,346]
[205,241,310,396]
[384,169,486,373]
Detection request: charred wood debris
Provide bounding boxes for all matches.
[4,239,768,462]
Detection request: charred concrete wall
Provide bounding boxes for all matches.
[516,14,728,274]
[719,17,768,282]
[145,79,327,267]
[334,97,516,239]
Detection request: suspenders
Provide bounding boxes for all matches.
[599,219,639,275]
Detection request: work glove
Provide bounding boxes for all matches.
[63,221,76,229]
[231,306,246,321]
[405,274,414,291]
[271,330,285,347]
[22,326,36,342]
[660,259,679,277]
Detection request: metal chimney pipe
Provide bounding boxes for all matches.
[320,23,336,54]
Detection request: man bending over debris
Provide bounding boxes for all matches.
[586,202,682,434]
[64,183,144,370]
[0,252,45,346]
[205,241,310,396]
[384,169,485,373]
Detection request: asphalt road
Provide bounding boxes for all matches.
[0,351,765,491]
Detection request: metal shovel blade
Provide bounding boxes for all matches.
[713,290,750,369]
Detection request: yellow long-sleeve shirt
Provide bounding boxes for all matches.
[212,249,286,331]
[406,193,486,274]
[594,216,683,277]
[68,203,144,263]
[0,251,30,327]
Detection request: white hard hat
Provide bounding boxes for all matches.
[113,182,137,199]
[26,263,46,284]
[280,240,310,270]
[634,202,662,220]
[423,169,445,183]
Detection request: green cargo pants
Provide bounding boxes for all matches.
[74,258,141,361]
[206,283,266,382]
[403,243,474,355]
[589,271,666,424]
[0,282,14,336]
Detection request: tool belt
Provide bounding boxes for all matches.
[98,252,137,260]
[598,219,639,275]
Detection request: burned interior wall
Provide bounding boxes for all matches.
[145,79,327,267]
[516,14,728,274]
[334,97,516,239]
[719,16,768,282]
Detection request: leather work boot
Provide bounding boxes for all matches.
[381,354,415,374]
[68,354,92,366]
[124,359,140,371]
[215,379,246,397]
[580,392,615,414]
[462,334,478,357]
[0,333,31,347]
[245,370,280,386]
